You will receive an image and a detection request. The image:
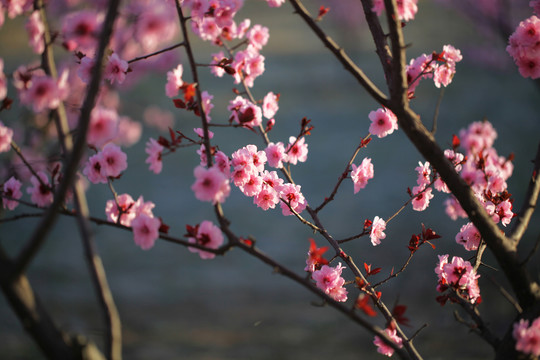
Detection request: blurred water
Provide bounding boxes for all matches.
[1,1,540,359]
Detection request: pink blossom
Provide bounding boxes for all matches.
[196,16,221,42]
[311,263,348,302]
[406,53,432,93]
[201,90,214,120]
[19,74,67,113]
[261,170,284,192]
[2,176,22,210]
[83,152,108,184]
[191,165,231,204]
[411,185,434,211]
[285,136,308,165]
[143,106,175,131]
[104,53,129,85]
[105,193,136,226]
[145,138,164,174]
[372,0,418,22]
[228,96,262,128]
[265,142,287,168]
[513,317,540,357]
[214,151,231,176]
[77,56,95,84]
[435,255,481,304]
[26,11,44,54]
[134,3,177,51]
[188,220,224,260]
[262,91,279,119]
[210,51,226,77]
[455,222,481,251]
[239,173,263,197]
[351,157,374,193]
[246,24,269,50]
[368,108,398,138]
[115,116,142,147]
[193,128,214,139]
[0,59,6,101]
[100,143,127,178]
[87,107,119,148]
[0,121,13,152]
[61,10,103,52]
[266,0,285,7]
[415,161,431,187]
[370,216,386,246]
[507,16,540,79]
[131,213,161,250]
[279,183,307,216]
[165,64,184,98]
[254,186,279,210]
[373,327,403,357]
[3,0,32,19]
[27,171,53,207]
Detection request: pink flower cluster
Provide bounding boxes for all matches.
[188,220,224,260]
[435,255,481,304]
[454,222,481,251]
[83,143,128,184]
[16,68,70,113]
[406,45,462,94]
[105,193,160,250]
[513,317,540,357]
[372,0,418,22]
[507,16,540,79]
[373,327,403,357]
[311,263,348,302]
[224,143,308,215]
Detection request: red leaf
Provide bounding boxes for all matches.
[173,98,186,109]
[452,134,460,149]
[238,107,255,124]
[158,218,170,234]
[392,304,410,327]
[355,294,377,317]
[317,6,330,20]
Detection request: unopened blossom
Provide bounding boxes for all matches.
[188,220,224,260]
[145,138,164,174]
[191,165,231,204]
[311,263,348,302]
[369,108,398,138]
[370,216,387,246]
[27,171,53,207]
[373,327,403,357]
[455,222,481,251]
[104,53,129,85]
[351,157,374,193]
[2,176,22,210]
[0,121,13,153]
[513,317,540,357]
[131,213,160,250]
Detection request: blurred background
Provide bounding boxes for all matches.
[1,1,539,359]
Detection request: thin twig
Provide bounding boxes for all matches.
[127,41,186,64]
